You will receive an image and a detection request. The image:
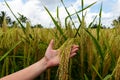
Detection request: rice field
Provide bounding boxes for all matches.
[0,0,120,80]
[0,21,120,80]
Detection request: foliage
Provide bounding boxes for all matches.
[112,16,120,28]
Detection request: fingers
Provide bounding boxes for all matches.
[71,45,79,49]
[70,53,77,57]
[71,48,79,53]
[71,45,79,53]
[48,39,54,50]
[70,45,79,57]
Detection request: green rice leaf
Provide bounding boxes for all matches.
[74,8,81,37]
[103,74,112,80]
[44,6,67,40]
[92,65,103,80]
[81,0,84,17]
[65,2,97,22]
[84,74,89,80]
[4,0,25,32]
[57,6,59,19]
[88,15,97,28]
[61,0,76,29]
[61,0,81,37]
[97,3,103,41]
[85,29,104,62]
[0,41,21,61]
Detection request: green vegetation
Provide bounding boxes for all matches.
[0,0,120,80]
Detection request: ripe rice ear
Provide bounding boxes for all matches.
[2,17,7,32]
[114,56,120,80]
[57,38,74,80]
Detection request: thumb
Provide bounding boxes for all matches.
[48,39,54,50]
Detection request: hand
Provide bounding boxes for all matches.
[44,39,79,68]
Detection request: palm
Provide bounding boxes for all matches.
[45,40,60,67]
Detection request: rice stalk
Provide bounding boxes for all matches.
[1,59,6,77]
[5,57,9,75]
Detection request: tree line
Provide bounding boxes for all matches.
[0,11,120,29]
[0,11,43,28]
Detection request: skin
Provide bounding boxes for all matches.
[0,39,79,80]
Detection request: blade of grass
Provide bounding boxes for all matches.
[105,40,116,69]
[0,41,21,61]
[84,74,89,80]
[4,0,25,32]
[81,0,84,18]
[61,0,81,38]
[56,6,61,27]
[84,29,104,62]
[92,65,103,80]
[44,6,67,40]
[61,0,76,28]
[97,3,102,41]
[57,6,59,19]
[65,2,97,25]
[103,74,112,80]
[74,11,81,37]
[88,15,97,28]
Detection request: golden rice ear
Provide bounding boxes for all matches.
[57,38,74,80]
[2,17,8,32]
[114,56,120,80]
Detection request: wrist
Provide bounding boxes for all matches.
[41,57,49,69]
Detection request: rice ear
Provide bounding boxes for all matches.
[114,56,120,80]
[57,38,74,80]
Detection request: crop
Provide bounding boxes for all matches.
[0,0,120,80]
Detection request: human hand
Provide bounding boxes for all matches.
[44,39,79,68]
